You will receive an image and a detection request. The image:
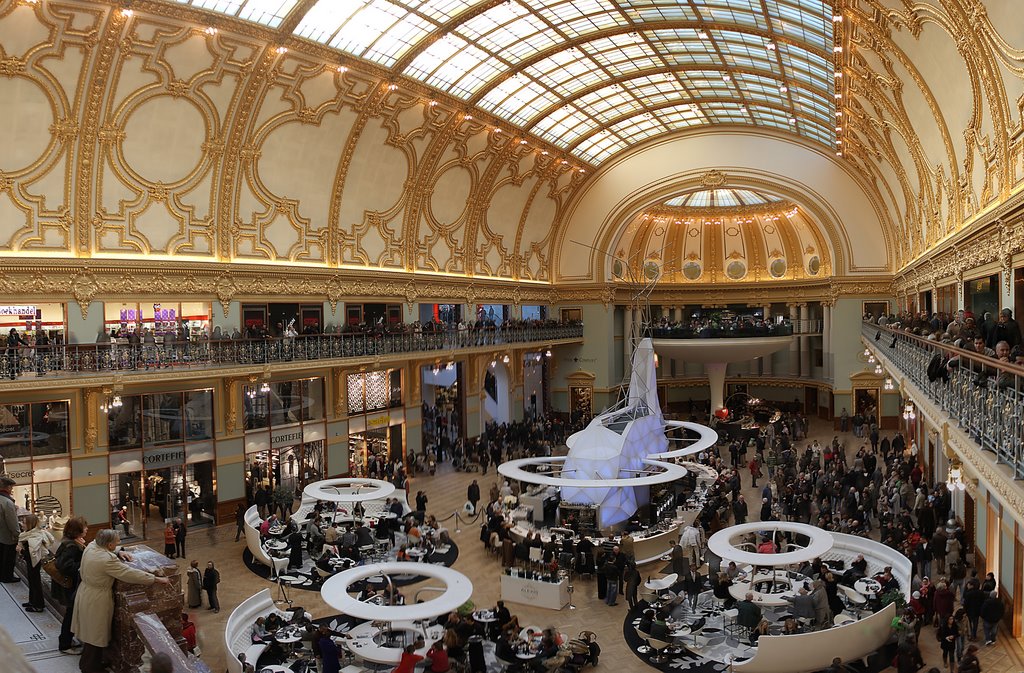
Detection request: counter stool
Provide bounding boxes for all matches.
[636,629,653,655]
[648,638,673,664]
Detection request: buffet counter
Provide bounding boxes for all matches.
[500,573,570,610]
[507,518,687,565]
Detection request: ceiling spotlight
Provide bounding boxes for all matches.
[835,93,843,99]
[788,117,797,124]
[388,82,398,91]
[834,70,843,78]
[779,85,788,93]
[766,41,776,51]
[697,29,709,39]
[120,8,134,18]
[560,159,569,164]
[428,100,438,106]
[545,349,552,357]
[836,139,843,144]
[833,14,843,22]
[833,46,843,53]
[836,111,843,117]
[204,26,218,35]
[493,127,501,133]
[519,139,528,145]
[739,106,747,113]
[722,74,731,82]
[541,150,549,155]
[336,65,347,73]
[463,113,472,120]
[835,151,843,157]
[835,126,843,132]
[578,168,586,173]
[275,46,288,55]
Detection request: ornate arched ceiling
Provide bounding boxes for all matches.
[610,187,831,285]
[172,0,840,163]
[0,0,1023,296]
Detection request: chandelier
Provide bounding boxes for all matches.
[902,402,916,421]
[883,377,894,390]
[946,458,967,491]
[99,394,123,414]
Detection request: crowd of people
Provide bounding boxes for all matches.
[3,317,582,377]
[650,314,794,339]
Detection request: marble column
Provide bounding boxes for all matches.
[799,303,811,377]
[822,303,832,381]
[789,304,800,376]
[762,305,773,376]
[624,306,634,378]
[706,362,728,414]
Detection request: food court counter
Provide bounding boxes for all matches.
[500,573,570,610]
[507,518,688,565]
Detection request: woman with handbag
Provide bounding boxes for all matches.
[16,514,54,612]
[53,516,87,654]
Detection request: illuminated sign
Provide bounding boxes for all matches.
[0,306,36,316]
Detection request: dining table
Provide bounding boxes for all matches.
[854,578,882,597]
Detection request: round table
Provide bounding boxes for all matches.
[855,578,882,597]
[258,666,293,673]
[472,610,498,624]
[644,573,678,591]
[265,540,288,552]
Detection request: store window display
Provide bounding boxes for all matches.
[106,389,217,536]
[243,378,326,501]
[0,401,71,521]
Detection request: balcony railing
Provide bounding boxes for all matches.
[650,324,794,339]
[0,324,583,380]
[862,322,1024,479]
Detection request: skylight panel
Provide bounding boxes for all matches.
[714,189,739,206]
[609,114,665,141]
[176,0,297,27]
[411,0,482,22]
[536,0,628,39]
[294,0,359,43]
[615,0,698,22]
[655,105,704,129]
[458,3,556,63]
[533,107,599,147]
[526,52,606,95]
[689,191,711,207]
[362,13,437,65]
[575,132,627,163]
[478,77,560,126]
[703,103,750,123]
[697,1,765,29]
[406,35,493,97]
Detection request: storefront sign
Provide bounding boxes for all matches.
[366,414,391,429]
[271,428,304,449]
[142,447,185,469]
[1,469,34,480]
[0,305,36,316]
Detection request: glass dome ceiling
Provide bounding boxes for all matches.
[171,0,838,165]
[664,188,784,209]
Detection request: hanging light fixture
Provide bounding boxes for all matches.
[902,402,916,421]
[245,386,257,400]
[545,349,552,357]
[946,458,966,491]
[884,377,894,391]
[874,364,883,375]
[260,381,270,393]
[863,348,870,357]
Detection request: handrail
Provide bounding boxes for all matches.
[0,323,583,380]
[862,321,1023,479]
[649,325,795,339]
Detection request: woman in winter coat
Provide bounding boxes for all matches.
[54,516,87,653]
[72,529,171,673]
[936,614,959,673]
[163,522,176,558]
[186,559,203,608]
[16,514,54,612]
[203,560,220,613]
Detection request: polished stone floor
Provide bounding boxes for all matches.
[11,418,1024,673]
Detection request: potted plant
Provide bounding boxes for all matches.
[272,485,294,518]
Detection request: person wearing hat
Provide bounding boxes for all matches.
[986,308,1021,349]
[0,476,20,582]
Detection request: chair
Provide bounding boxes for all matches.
[636,629,653,654]
[686,617,706,647]
[840,584,867,609]
[648,638,673,664]
[314,567,332,587]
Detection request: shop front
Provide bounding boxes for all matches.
[346,369,404,475]
[103,301,212,340]
[0,400,71,521]
[243,377,326,499]
[421,363,463,457]
[0,303,67,343]
[106,389,217,536]
[348,411,405,476]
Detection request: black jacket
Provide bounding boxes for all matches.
[962,587,986,616]
[981,595,1005,623]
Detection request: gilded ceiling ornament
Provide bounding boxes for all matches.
[0,56,26,77]
[72,269,100,318]
[700,170,728,188]
[215,272,236,317]
[0,172,11,192]
[404,280,417,306]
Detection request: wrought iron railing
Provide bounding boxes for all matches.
[862,322,1024,479]
[0,324,583,381]
[649,324,795,339]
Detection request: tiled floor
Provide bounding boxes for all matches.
[14,418,1024,673]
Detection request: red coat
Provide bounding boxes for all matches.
[933,587,955,617]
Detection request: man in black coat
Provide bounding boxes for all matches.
[962,580,986,641]
[980,591,1005,645]
[467,480,480,513]
[986,309,1021,349]
[732,495,748,524]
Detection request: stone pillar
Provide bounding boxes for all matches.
[799,303,811,377]
[789,304,800,376]
[674,306,683,323]
[706,362,727,414]
[822,303,832,381]
[624,306,634,378]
